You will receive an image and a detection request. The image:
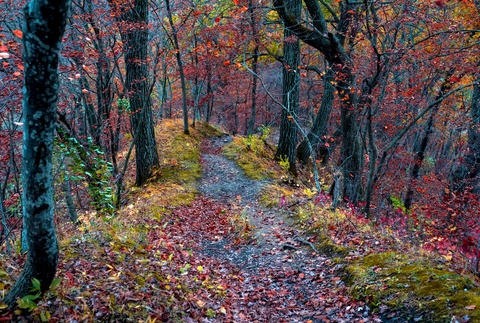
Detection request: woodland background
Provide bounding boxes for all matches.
[0,0,480,321]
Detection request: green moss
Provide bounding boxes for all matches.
[193,122,225,138]
[222,136,277,180]
[158,133,202,184]
[345,252,480,322]
[313,233,350,256]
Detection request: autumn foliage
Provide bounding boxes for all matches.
[0,0,480,321]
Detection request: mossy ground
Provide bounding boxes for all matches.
[0,119,234,321]
[223,132,480,322]
[345,252,480,322]
[222,134,279,180]
[125,119,223,214]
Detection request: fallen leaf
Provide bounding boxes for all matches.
[13,30,22,38]
[465,305,476,310]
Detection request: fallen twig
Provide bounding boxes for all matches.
[294,236,319,253]
[282,243,298,251]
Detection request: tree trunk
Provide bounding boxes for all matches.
[297,67,335,164]
[166,0,190,135]
[3,0,70,309]
[274,0,364,202]
[117,0,160,186]
[451,80,480,193]
[404,75,452,209]
[275,0,301,176]
[246,0,259,135]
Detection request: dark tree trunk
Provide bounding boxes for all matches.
[275,0,301,176]
[116,0,160,186]
[247,0,259,135]
[3,0,70,309]
[247,47,259,135]
[166,0,190,135]
[297,67,335,164]
[404,75,452,209]
[451,80,480,193]
[450,0,480,193]
[274,0,364,202]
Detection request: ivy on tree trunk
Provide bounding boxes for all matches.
[3,0,70,309]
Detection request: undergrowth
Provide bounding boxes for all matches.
[126,119,222,214]
[223,131,480,323]
[222,134,278,180]
[0,119,235,322]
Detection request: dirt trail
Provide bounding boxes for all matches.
[197,136,380,323]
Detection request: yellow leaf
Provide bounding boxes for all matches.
[196,300,205,308]
[442,254,452,261]
[197,265,204,273]
[218,306,226,314]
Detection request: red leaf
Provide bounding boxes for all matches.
[13,29,23,38]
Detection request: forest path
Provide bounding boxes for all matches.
[194,135,379,323]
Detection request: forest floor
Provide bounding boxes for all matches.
[195,135,381,322]
[1,120,479,322]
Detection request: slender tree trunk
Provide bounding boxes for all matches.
[275,0,301,176]
[116,0,160,186]
[247,47,259,135]
[247,0,259,135]
[63,176,78,224]
[297,67,335,164]
[166,0,190,135]
[451,80,480,193]
[3,0,70,309]
[205,67,213,123]
[404,76,452,209]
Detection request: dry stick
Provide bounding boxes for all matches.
[294,236,320,253]
[115,139,135,209]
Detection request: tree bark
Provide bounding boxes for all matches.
[3,0,70,309]
[275,0,301,176]
[451,80,480,193]
[404,75,452,209]
[246,0,259,135]
[166,0,190,135]
[116,0,160,186]
[274,0,364,202]
[297,67,335,164]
